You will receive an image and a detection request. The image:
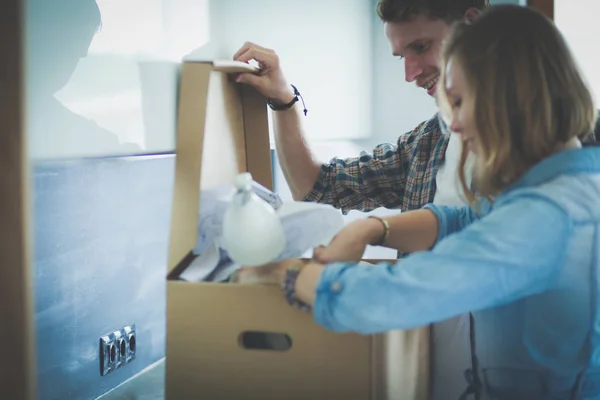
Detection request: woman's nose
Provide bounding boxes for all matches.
[449,118,462,133]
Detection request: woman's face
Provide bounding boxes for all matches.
[445,58,480,154]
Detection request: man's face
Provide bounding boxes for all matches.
[384,14,454,97]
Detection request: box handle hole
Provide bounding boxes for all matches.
[238,331,292,351]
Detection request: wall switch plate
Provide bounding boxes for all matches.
[99,324,136,376]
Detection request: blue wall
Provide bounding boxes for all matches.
[33,155,174,399]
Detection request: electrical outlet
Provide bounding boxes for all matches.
[99,333,117,376]
[124,325,136,363]
[114,329,126,369]
[99,324,136,376]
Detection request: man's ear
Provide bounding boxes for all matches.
[464,7,482,23]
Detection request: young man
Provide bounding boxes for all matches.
[234,1,597,398]
[234,1,488,399]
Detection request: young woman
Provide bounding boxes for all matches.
[235,5,600,399]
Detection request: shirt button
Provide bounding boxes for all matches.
[331,282,342,293]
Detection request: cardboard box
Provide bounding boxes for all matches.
[166,60,430,399]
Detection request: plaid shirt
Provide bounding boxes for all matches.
[305,114,451,213]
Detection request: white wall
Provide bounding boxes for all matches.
[205,0,373,143]
[32,0,374,159]
[29,0,210,160]
[30,0,525,160]
[555,0,600,107]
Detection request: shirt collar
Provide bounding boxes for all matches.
[506,147,600,193]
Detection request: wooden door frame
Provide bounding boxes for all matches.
[527,0,554,20]
[0,0,37,398]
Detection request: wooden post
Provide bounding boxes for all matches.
[0,0,37,399]
[527,0,554,20]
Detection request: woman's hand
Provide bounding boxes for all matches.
[232,259,299,285]
[313,218,384,264]
[232,259,325,307]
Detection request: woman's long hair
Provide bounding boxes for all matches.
[437,5,597,203]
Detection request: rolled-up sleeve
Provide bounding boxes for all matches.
[303,116,444,212]
[303,143,407,213]
[313,195,571,334]
[423,201,489,243]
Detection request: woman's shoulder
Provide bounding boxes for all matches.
[499,172,600,223]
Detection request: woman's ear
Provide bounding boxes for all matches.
[464,7,482,24]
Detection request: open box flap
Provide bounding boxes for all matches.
[167,60,271,276]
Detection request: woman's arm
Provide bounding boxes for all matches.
[380,209,440,253]
[362,202,487,253]
[314,203,484,264]
[295,195,570,334]
[422,201,487,243]
[385,200,489,252]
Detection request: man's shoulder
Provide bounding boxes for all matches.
[397,113,447,149]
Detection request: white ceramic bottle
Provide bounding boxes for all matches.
[221,172,285,266]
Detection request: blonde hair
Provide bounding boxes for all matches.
[438,5,597,204]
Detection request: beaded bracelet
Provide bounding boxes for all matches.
[281,261,312,312]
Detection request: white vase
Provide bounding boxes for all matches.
[222,173,285,266]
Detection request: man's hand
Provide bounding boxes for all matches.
[312,218,384,264]
[233,42,295,103]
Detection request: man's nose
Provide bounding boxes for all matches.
[404,56,423,83]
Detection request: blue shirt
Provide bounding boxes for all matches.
[314,147,600,399]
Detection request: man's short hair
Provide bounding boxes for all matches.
[377,0,491,23]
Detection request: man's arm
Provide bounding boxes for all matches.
[271,102,322,200]
[234,42,423,210]
[233,42,321,200]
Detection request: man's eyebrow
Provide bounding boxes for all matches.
[396,39,427,56]
[393,39,430,57]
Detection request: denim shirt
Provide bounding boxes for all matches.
[314,147,600,399]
